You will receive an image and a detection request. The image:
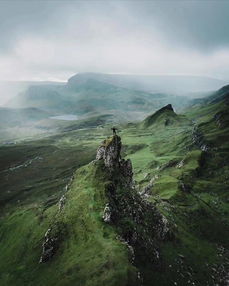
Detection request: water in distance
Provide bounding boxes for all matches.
[50,114,78,121]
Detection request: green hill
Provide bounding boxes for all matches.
[0,85,229,286]
[190,84,229,106]
[141,104,190,128]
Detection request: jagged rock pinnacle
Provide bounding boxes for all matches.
[161,104,173,111]
[96,134,134,188]
[96,135,121,169]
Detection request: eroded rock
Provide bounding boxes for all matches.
[96,135,133,187]
[102,203,112,223]
[58,195,66,211]
[39,228,58,263]
[96,134,174,278]
[39,222,66,263]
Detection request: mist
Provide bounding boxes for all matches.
[0,0,229,105]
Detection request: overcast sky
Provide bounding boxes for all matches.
[0,0,229,81]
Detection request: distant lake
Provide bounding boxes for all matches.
[50,114,78,121]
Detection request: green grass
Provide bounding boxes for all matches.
[0,161,138,286]
[0,94,229,285]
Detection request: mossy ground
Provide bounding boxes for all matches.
[0,160,138,286]
[0,98,229,285]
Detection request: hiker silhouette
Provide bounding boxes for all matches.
[111,127,118,135]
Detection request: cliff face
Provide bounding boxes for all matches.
[96,135,134,188]
[96,135,122,169]
[96,135,172,282]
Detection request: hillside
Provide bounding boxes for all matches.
[0,107,52,128]
[8,75,190,118]
[0,81,65,106]
[6,73,226,128]
[7,73,226,123]
[68,73,226,94]
[141,104,190,128]
[190,84,229,106]
[0,85,228,285]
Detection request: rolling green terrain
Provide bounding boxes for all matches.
[0,85,228,286]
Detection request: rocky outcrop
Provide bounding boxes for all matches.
[159,159,179,171]
[96,145,105,160]
[58,195,66,211]
[102,203,112,223]
[139,178,155,198]
[96,135,122,169]
[192,125,210,151]
[103,179,173,272]
[39,228,58,263]
[160,104,174,112]
[39,222,66,263]
[96,135,133,187]
[96,134,173,276]
[119,158,134,188]
[214,110,229,128]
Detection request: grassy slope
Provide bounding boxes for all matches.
[120,99,229,285]
[0,162,137,286]
[0,125,139,286]
[0,93,229,285]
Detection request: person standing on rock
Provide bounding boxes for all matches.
[111,127,118,135]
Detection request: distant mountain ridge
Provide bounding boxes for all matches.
[4,73,227,126]
[7,73,194,120]
[68,72,226,94]
[190,84,229,106]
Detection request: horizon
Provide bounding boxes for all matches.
[0,72,228,83]
[0,71,228,106]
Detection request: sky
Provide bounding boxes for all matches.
[0,0,229,82]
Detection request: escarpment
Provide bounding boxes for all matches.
[96,135,173,278]
[96,135,134,187]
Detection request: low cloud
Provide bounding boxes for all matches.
[0,0,228,81]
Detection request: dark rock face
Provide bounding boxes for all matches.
[160,104,174,112]
[104,136,122,169]
[39,228,58,263]
[97,134,173,279]
[96,145,105,160]
[58,194,66,211]
[159,159,179,171]
[139,178,155,198]
[214,111,229,128]
[103,179,173,280]
[39,222,66,263]
[192,125,210,151]
[96,135,121,169]
[96,135,134,188]
[102,203,112,223]
[119,158,134,188]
